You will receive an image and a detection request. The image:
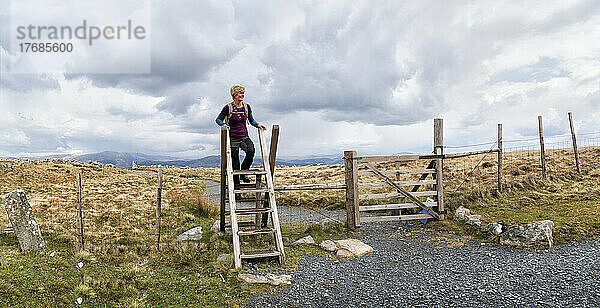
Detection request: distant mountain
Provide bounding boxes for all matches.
[20,151,344,169]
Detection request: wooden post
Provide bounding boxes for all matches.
[155,169,162,251]
[538,116,547,179]
[497,123,503,192]
[268,125,280,178]
[395,162,402,216]
[220,126,227,232]
[568,112,581,173]
[76,173,84,249]
[262,125,280,227]
[344,151,360,229]
[433,118,444,220]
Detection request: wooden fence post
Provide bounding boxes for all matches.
[433,119,444,220]
[498,123,503,192]
[269,125,280,178]
[344,151,360,229]
[262,124,280,227]
[155,169,162,251]
[220,126,227,232]
[76,173,84,249]
[538,116,547,179]
[568,112,581,173]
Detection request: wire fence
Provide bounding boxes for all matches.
[441,130,600,192]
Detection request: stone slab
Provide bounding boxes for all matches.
[2,190,46,251]
[334,238,374,257]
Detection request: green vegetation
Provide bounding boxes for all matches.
[439,171,600,244]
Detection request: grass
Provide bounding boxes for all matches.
[0,146,598,305]
[0,160,356,306]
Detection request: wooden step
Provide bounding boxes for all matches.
[238,227,275,236]
[234,188,270,194]
[235,207,272,215]
[240,250,281,259]
[224,221,255,228]
[225,197,264,203]
[232,169,267,175]
[235,183,267,189]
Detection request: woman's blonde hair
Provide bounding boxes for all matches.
[230,84,245,99]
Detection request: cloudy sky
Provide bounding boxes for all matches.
[1,0,599,159]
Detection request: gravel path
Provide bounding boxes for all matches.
[203,180,600,307]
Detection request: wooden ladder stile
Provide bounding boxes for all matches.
[224,126,286,268]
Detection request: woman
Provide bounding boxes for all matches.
[216,85,266,186]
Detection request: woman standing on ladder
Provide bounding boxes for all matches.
[216,84,266,187]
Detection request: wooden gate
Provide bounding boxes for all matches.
[344,152,445,228]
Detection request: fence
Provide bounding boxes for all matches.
[1,112,597,250]
[442,112,599,193]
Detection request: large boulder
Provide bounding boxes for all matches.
[2,190,46,251]
[500,220,555,248]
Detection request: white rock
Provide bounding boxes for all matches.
[238,273,292,286]
[217,254,232,264]
[336,249,354,258]
[210,220,220,232]
[137,258,148,267]
[482,223,503,235]
[76,262,84,269]
[319,218,339,229]
[465,215,482,227]
[319,240,338,252]
[76,297,83,305]
[334,239,374,257]
[293,235,315,245]
[500,220,555,248]
[454,206,471,221]
[265,273,292,286]
[177,226,203,241]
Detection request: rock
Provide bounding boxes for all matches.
[319,240,338,252]
[334,239,374,257]
[482,223,503,235]
[454,206,471,222]
[336,249,354,258]
[177,226,203,241]
[210,220,220,232]
[2,190,46,251]
[319,218,340,229]
[265,273,292,286]
[210,220,231,234]
[217,253,232,264]
[76,297,83,305]
[293,235,315,245]
[238,273,292,286]
[465,214,482,227]
[500,220,555,248]
[137,258,148,267]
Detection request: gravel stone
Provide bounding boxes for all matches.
[245,221,600,307]
[204,180,600,306]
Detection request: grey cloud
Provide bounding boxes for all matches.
[258,2,455,125]
[66,0,243,96]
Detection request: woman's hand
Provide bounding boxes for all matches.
[258,124,267,130]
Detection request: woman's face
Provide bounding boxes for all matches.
[235,92,245,102]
